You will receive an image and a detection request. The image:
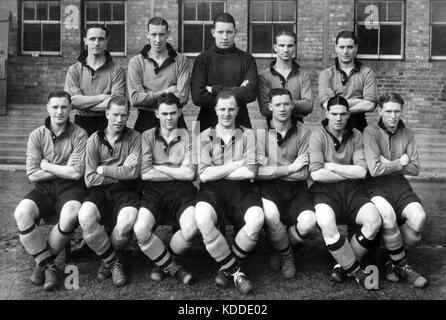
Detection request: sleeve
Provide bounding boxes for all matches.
[293,127,311,180]
[318,69,335,106]
[111,64,126,97]
[258,72,272,119]
[85,136,107,187]
[243,129,257,166]
[362,68,377,103]
[71,128,88,175]
[255,128,268,166]
[175,56,191,106]
[292,71,313,117]
[197,135,213,176]
[127,56,156,109]
[64,65,82,96]
[402,129,421,176]
[180,133,197,173]
[309,130,325,172]
[140,131,154,175]
[352,131,367,169]
[191,54,216,108]
[26,130,42,176]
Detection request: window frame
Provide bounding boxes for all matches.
[430,0,446,60]
[83,0,127,57]
[180,0,227,57]
[21,0,62,56]
[248,0,298,58]
[354,0,406,60]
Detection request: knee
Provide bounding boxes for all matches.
[299,211,317,231]
[195,203,215,233]
[59,202,81,227]
[315,215,337,237]
[181,224,198,242]
[378,206,397,228]
[408,210,426,232]
[244,207,265,235]
[363,207,382,235]
[78,204,98,232]
[133,212,155,241]
[14,206,35,229]
[116,209,137,236]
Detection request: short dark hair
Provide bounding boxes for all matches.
[147,17,169,31]
[327,95,349,111]
[47,91,71,104]
[213,12,235,28]
[269,88,292,102]
[85,23,108,38]
[215,89,237,105]
[274,30,297,45]
[378,93,405,108]
[335,30,357,45]
[157,92,180,109]
[107,96,129,112]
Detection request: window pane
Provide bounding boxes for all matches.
[432,25,446,56]
[49,3,60,21]
[86,3,98,21]
[281,2,296,21]
[204,24,214,50]
[380,25,401,55]
[211,2,225,21]
[37,2,48,20]
[432,1,446,22]
[357,25,378,55]
[23,2,35,20]
[251,24,272,53]
[387,2,402,22]
[107,24,125,52]
[356,1,380,22]
[184,2,196,21]
[265,1,273,21]
[272,1,280,21]
[251,1,265,21]
[113,3,125,21]
[42,24,60,51]
[184,24,203,52]
[100,3,112,21]
[23,23,41,51]
[197,2,210,21]
[273,23,294,37]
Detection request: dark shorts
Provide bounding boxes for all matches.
[23,178,86,224]
[134,109,187,133]
[85,181,140,227]
[74,114,108,136]
[196,180,262,230]
[365,175,421,225]
[257,180,314,227]
[140,180,197,228]
[310,180,370,227]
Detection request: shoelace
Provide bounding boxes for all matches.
[230,268,246,284]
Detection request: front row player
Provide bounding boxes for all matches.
[14,91,88,290]
[363,93,427,288]
[256,88,316,279]
[78,96,141,287]
[309,95,382,290]
[133,93,196,284]
[195,90,264,295]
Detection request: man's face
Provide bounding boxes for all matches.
[215,96,238,128]
[326,104,350,132]
[335,37,357,64]
[156,103,180,131]
[106,104,129,133]
[84,28,107,56]
[274,35,295,62]
[47,97,71,126]
[147,24,169,53]
[211,22,235,49]
[269,94,293,123]
[379,101,402,132]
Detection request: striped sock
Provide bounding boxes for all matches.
[350,230,375,261]
[231,226,258,259]
[139,233,173,271]
[288,223,307,244]
[203,228,236,271]
[382,226,406,264]
[48,223,74,256]
[169,230,194,256]
[19,224,54,267]
[327,235,359,274]
[83,224,116,263]
[400,222,421,251]
[267,223,290,255]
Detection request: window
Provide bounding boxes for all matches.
[84,1,126,55]
[355,0,405,59]
[430,0,446,60]
[249,0,297,56]
[21,0,61,55]
[181,0,226,55]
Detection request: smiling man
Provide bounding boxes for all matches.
[319,31,377,132]
[128,17,190,133]
[191,13,259,132]
[65,24,126,136]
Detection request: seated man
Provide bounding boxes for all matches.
[195,90,264,295]
[133,93,196,285]
[14,91,88,291]
[256,88,316,279]
[309,95,381,290]
[363,93,427,288]
[78,96,141,287]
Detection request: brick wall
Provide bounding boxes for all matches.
[3,0,446,129]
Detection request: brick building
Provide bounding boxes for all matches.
[0,0,445,128]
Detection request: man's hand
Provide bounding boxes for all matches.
[165,85,177,94]
[123,153,138,167]
[40,159,50,171]
[67,154,81,167]
[100,94,112,101]
[288,154,309,174]
[206,85,213,93]
[240,80,249,87]
[399,154,410,166]
[380,155,389,164]
[96,166,104,175]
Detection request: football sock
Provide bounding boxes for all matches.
[48,223,73,255]
[19,223,53,267]
[110,228,130,251]
[169,230,194,256]
[288,222,307,244]
[327,235,359,274]
[267,222,290,255]
[203,228,236,271]
[138,233,173,271]
[83,224,116,264]
[350,229,375,261]
[400,222,421,251]
[232,226,258,259]
[382,226,406,264]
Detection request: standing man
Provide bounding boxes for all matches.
[309,95,381,290]
[191,13,259,132]
[128,17,190,133]
[256,88,316,279]
[133,93,196,285]
[363,93,427,288]
[319,31,377,132]
[195,90,264,295]
[258,30,313,126]
[14,91,88,291]
[65,24,126,136]
[78,96,141,287]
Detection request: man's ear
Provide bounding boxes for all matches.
[155,109,160,119]
[268,102,273,112]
